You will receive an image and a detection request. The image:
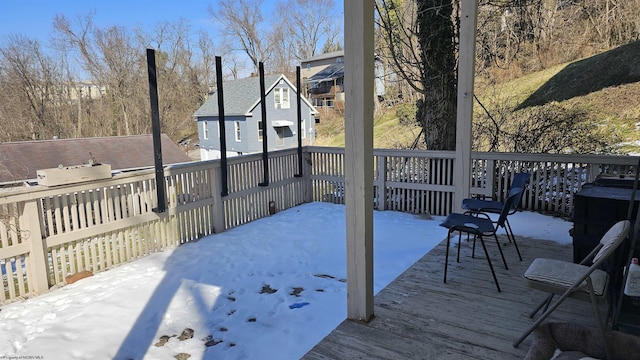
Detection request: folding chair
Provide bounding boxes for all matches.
[462,172,531,260]
[440,187,523,292]
[513,220,631,360]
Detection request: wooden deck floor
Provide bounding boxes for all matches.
[303,235,601,359]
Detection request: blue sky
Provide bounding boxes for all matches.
[0,0,221,44]
[0,0,342,77]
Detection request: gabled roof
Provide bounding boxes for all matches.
[193,74,318,118]
[0,134,191,184]
[301,50,344,63]
[306,63,345,83]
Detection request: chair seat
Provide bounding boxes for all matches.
[461,198,502,213]
[440,213,494,235]
[524,258,608,296]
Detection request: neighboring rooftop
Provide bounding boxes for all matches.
[194,74,316,118]
[301,50,344,64]
[193,74,283,117]
[0,134,191,183]
[305,63,345,83]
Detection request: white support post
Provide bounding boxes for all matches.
[21,199,49,293]
[344,0,375,322]
[454,0,479,213]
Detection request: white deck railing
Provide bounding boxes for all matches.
[0,147,636,304]
[309,147,637,216]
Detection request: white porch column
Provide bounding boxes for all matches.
[344,0,375,321]
[454,0,479,213]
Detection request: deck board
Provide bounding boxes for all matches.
[303,235,602,359]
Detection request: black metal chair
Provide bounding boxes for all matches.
[440,187,523,292]
[461,172,531,261]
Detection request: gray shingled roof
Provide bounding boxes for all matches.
[0,134,191,183]
[194,74,284,117]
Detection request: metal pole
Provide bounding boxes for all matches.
[295,66,303,177]
[259,62,269,186]
[215,56,229,196]
[146,48,166,213]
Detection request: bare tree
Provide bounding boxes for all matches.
[139,20,204,140]
[209,0,271,75]
[268,22,297,76]
[375,0,422,105]
[54,14,147,136]
[0,36,74,141]
[473,97,615,154]
[275,0,339,61]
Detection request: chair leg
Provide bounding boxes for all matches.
[492,234,509,270]
[505,219,523,261]
[444,230,452,283]
[472,235,477,259]
[514,287,578,348]
[478,235,501,292]
[456,231,462,263]
[529,294,554,318]
[505,218,514,243]
[587,279,612,360]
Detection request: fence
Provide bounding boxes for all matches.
[0,146,636,304]
[0,149,307,304]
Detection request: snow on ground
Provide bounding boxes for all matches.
[0,202,572,360]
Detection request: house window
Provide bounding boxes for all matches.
[203,121,209,140]
[275,127,285,146]
[234,121,241,142]
[301,119,306,139]
[258,120,263,141]
[274,88,290,109]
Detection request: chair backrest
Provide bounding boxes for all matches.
[510,173,531,212]
[496,187,523,228]
[511,172,531,189]
[592,220,631,264]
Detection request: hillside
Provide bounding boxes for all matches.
[314,107,422,149]
[316,40,640,152]
[479,40,640,153]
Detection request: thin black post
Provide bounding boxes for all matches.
[258,62,269,186]
[216,56,229,196]
[295,66,303,177]
[146,48,166,213]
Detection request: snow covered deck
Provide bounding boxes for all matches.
[303,234,598,359]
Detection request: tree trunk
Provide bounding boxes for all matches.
[416,0,458,150]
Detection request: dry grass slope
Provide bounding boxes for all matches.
[314,40,640,152]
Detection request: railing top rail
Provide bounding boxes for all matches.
[308,147,639,164]
[307,146,457,158]
[0,148,305,205]
[2,146,636,206]
[472,151,640,164]
[0,169,158,203]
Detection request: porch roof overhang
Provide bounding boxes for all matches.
[305,63,344,84]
